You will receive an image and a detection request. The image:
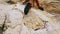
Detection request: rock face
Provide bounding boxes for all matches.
[4,9,23,34]
[22,8,60,34]
[23,9,45,30]
[0,2,23,34]
[44,1,60,14]
[0,0,60,34]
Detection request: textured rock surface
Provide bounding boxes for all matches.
[22,8,60,34]
[23,9,45,30]
[0,2,23,34]
[44,1,60,14]
[0,0,60,34]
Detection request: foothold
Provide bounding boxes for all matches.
[34,28,40,31]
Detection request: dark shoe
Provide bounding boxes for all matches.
[39,6,44,11]
[24,2,31,15]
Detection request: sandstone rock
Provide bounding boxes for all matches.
[44,1,60,14]
[23,9,45,30]
[20,6,60,34]
[0,3,23,34]
[0,1,60,34]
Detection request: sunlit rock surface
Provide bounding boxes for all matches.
[22,8,60,34]
[0,2,23,34]
[0,0,60,34]
[44,1,60,14]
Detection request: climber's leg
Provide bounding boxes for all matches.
[35,0,44,10]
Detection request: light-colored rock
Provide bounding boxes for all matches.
[23,9,45,30]
[0,2,24,34]
[0,1,60,34]
[44,1,60,14]
[22,8,60,34]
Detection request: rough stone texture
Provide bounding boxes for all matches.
[0,0,60,34]
[22,8,60,34]
[0,2,23,34]
[23,9,45,30]
[44,1,60,14]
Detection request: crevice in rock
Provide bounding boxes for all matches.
[6,0,15,4]
[1,15,7,32]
